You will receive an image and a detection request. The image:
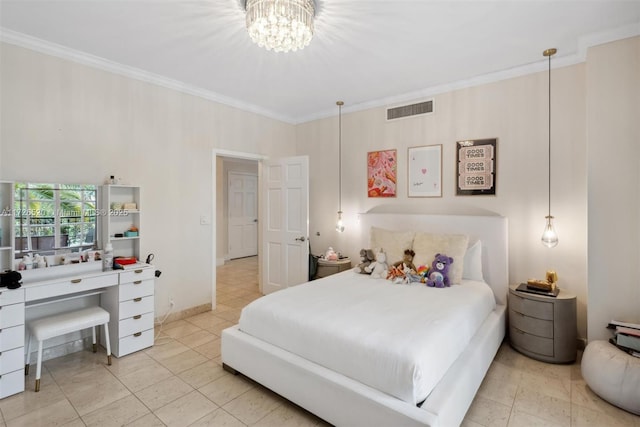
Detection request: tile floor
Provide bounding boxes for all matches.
[1,256,638,426]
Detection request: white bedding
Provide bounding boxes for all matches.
[239,270,496,404]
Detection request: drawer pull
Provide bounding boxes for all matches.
[133,297,142,302]
[133,315,142,320]
[133,332,142,337]
[71,279,82,284]
[133,280,142,285]
[134,269,143,274]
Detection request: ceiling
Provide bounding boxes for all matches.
[1,1,639,124]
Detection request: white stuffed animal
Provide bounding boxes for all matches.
[366,249,388,279]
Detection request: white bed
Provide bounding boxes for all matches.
[222,213,508,427]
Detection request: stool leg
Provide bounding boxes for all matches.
[92,326,97,353]
[25,330,32,376]
[35,340,43,392]
[103,322,112,365]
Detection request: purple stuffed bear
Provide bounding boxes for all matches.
[426,253,454,288]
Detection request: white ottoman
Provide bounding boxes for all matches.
[581,340,640,415]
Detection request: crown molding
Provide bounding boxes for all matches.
[2,21,638,125]
[0,28,297,124]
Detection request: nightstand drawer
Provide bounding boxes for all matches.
[510,311,553,338]
[510,326,554,356]
[509,292,553,320]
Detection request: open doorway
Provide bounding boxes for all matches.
[212,149,265,311]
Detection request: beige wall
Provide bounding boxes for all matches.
[297,62,590,339]
[0,43,296,315]
[586,36,640,340]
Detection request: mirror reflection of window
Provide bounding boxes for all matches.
[14,183,97,258]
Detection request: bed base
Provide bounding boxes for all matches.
[221,304,505,427]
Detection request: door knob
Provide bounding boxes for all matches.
[295,236,306,242]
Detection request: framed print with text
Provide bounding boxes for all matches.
[408,144,442,197]
[456,138,497,196]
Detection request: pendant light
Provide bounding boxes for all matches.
[336,101,345,233]
[541,48,558,248]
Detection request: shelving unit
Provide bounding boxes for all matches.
[0,181,15,271]
[101,185,141,260]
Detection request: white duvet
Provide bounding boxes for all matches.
[239,271,496,404]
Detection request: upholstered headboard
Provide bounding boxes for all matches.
[357,213,509,306]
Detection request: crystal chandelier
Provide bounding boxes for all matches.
[245,0,315,53]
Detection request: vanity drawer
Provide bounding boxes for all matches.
[510,310,553,338]
[510,326,554,356]
[0,369,25,399]
[508,292,553,320]
[119,312,154,337]
[0,289,24,306]
[0,325,24,352]
[0,347,24,375]
[119,295,154,320]
[120,268,154,284]
[119,279,154,302]
[118,329,154,356]
[26,274,118,301]
[0,303,25,329]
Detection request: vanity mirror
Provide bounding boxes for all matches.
[14,182,98,267]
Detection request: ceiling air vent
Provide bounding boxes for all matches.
[386,99,434,121]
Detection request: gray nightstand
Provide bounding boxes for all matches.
[508,284,577,363]
[315,258,352,279]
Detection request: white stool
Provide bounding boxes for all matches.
[582,340,640,415]
[25,306,112,392]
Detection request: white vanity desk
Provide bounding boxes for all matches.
[0,262,155,398]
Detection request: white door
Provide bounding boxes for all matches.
[228,172,258,259]
[262,156,309,294]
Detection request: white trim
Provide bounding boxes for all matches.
[2,22,638,125]
[0,28,294,124]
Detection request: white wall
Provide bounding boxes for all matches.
[586,37,640,340]
[0,43,296,315]
[297,61,590,339]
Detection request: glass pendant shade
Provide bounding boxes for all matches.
[541,215,558,248]
[336,211,344,233]
[246,0,315,53]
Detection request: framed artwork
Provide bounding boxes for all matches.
[367,149,396,197]
[408,144,442,197]
[456,138,497,196]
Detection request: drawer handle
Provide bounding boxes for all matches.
[133,315,142,320]
[133,280,142,285]
[133,297,142,302]
[133,332,142,337]
[71,279,82,284]
[134,269,143,274]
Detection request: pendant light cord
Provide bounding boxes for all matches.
[338,101,343,213]
[547,52,552,218]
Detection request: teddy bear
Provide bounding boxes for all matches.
[354,248,376,274]
[392,249,417,273]
[366,249,388,279]
[426,253,454,288]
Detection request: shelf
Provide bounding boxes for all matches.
[109,210,140,215]
[110,236,140,241]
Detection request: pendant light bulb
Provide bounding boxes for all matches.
[541,215,558,248]
[336,211,344,233]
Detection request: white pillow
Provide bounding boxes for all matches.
[369,227,415,267]
[412,232,469,285]
[462,240,484,282]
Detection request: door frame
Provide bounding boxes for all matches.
[212,149,266,310]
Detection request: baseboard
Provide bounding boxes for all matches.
[577,337,587,351]
[156,303,212,325]
[216,257,226,266]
